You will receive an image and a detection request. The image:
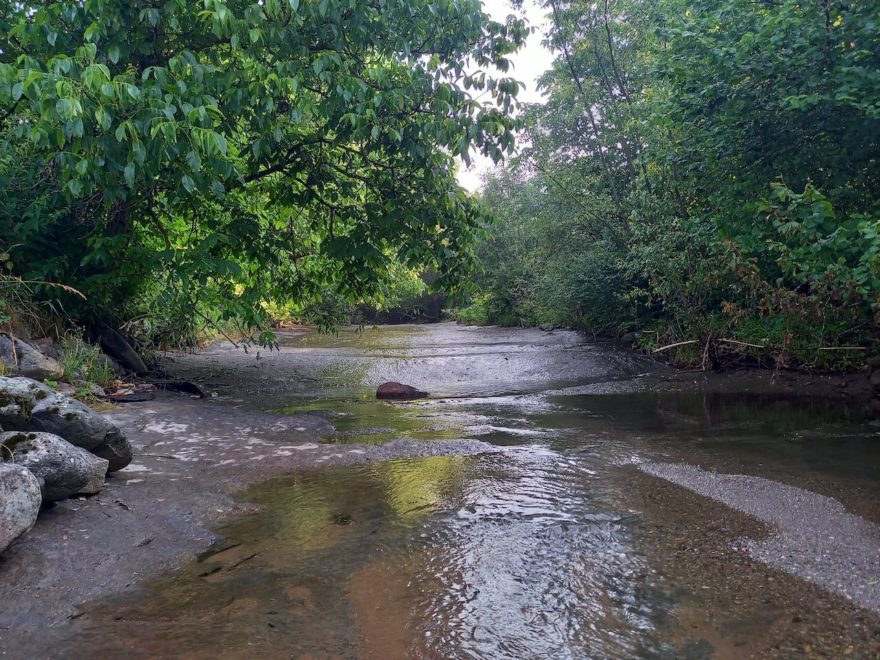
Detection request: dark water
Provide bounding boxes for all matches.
[65,325,880,658]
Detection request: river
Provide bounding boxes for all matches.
[4,323,879,658]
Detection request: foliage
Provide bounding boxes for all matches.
[469,0,879,368]
[0,0,527,340]
[59,331,116,385]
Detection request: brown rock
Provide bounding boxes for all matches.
[376,382,428,400]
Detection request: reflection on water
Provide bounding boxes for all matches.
[63,325,879,658]
[68,450,657,659]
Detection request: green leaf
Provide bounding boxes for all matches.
[124,162,135,187]
[67,178,83,196]
[186,151,202,171]
[213,133,228,156]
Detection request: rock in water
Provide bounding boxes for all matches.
[0,463,42,553]
[0,333,64,381]
[376,382,429,400]
[0,431,108,501]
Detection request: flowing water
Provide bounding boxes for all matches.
[62,324,880,658]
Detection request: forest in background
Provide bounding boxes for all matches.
[1,0,878,372]
[456,0,879,369]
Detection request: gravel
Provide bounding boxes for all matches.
[639,462,880,613]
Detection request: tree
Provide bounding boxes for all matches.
[0,0,526,336]
[471,0,879,367]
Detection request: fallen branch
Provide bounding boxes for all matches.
[648,337,866,360]
[718,338,766,349]
[652,339,699,353]
[228,552,261,571]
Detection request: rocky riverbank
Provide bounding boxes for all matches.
[0,376,134,553]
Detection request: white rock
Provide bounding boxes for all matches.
[0,463,42,553]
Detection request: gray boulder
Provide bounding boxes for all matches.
[0,333,64,381]
[0,375,51,428]
[89,430,133,472]
[28,393,133,471]
[78,452,110,495]
[30,393,115,451]
[0,431,108,501]
[31,337,59,359]
[0,463,42,553]
[0,376,133,471]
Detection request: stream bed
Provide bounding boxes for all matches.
[23,324,880,658]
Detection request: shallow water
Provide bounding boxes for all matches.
[65,324,880,658]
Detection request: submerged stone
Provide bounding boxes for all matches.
[376,382,429,400]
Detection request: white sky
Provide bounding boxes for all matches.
[456,0,554,192]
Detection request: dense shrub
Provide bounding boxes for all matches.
[466,0,879,368]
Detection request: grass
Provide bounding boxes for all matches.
[58,333,116,386]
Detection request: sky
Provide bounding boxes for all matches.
[456,0,555,192]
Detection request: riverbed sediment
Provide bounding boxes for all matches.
[1,323,877,658]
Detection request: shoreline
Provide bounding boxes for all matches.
[0,392,499,646]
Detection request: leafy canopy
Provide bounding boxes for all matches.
[0,0,526,332]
